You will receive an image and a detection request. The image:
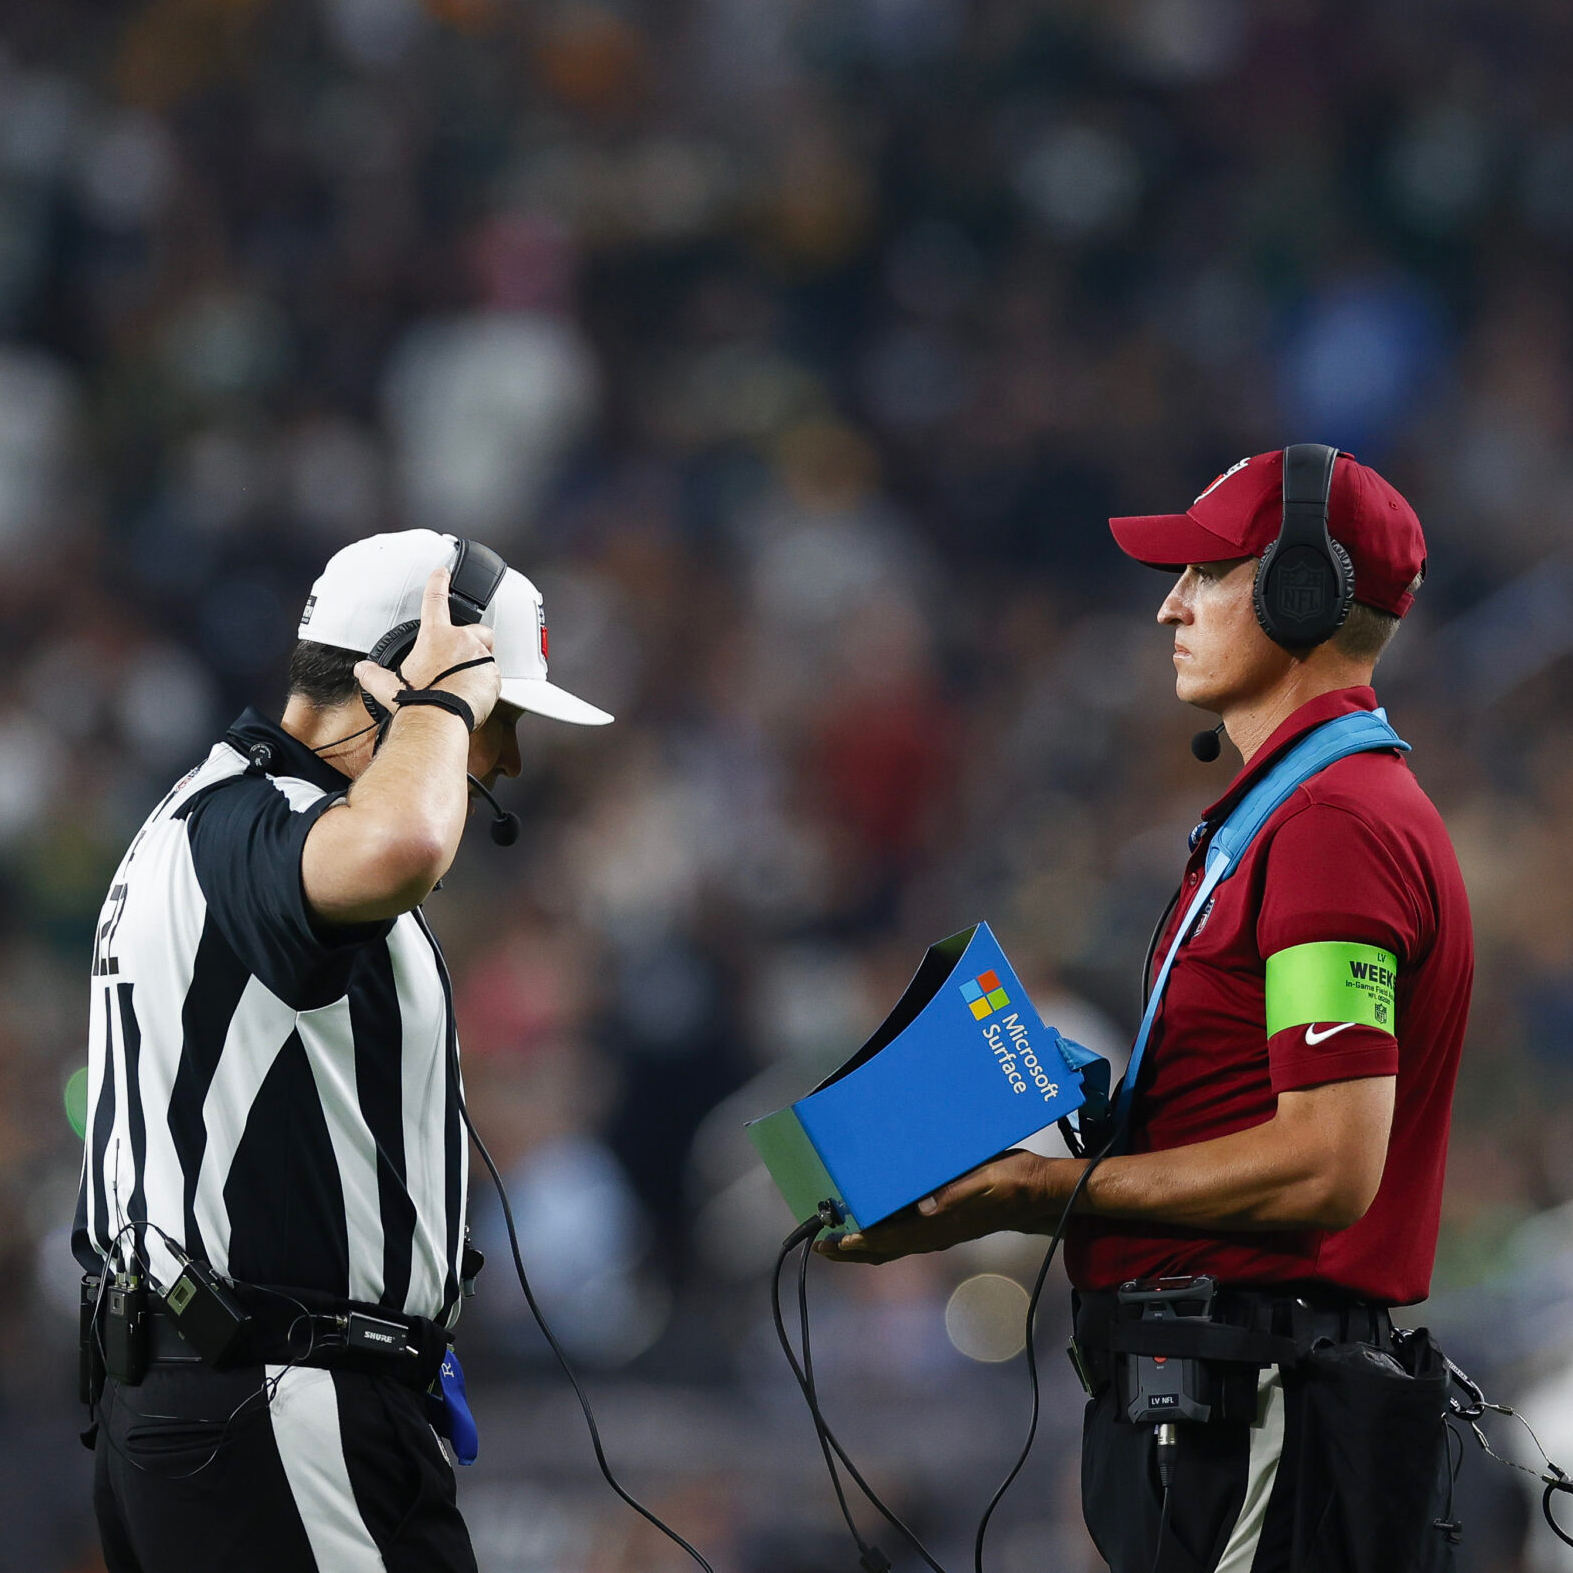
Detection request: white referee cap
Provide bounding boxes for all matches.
[298,529,613,726]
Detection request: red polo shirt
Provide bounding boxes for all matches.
[1066,687,1472,1306]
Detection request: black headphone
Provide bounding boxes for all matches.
[1251,443,1355,650]
[359,538,508,728]
[358,537,522,847]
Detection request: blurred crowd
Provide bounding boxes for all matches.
[5,0,1573,1568]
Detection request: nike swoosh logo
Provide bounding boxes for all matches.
[1304,1022,1357,1046]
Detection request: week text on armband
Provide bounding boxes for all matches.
[1265,940,1399,1037]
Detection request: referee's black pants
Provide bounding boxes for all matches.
[1078,1315,1458,1572]
[93,1362,477,1573]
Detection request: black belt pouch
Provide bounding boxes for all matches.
[1290,1327,1454,1573]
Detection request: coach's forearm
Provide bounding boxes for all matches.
[1072,1088,1388,1233]
[1076,1128,1338,1232]
[816,1079,1392,1267]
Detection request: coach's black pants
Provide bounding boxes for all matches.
[93,1361,476,1573]
[1081,1339,1458,1573]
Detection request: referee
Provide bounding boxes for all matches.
[821,451,1471,1572]
[73,529,610,1573]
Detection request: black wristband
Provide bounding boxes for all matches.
[395,688,476,733]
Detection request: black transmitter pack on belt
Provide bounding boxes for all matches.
[80,1276,105,1404]
[1116,1275,1255,1426]
[346,1312,414,1360]
[164,1258,252,1366]
[102,1275,148,1386]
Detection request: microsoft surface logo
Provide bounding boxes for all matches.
[960,969,1010,1021]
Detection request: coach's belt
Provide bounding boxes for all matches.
[1070,1286,1394,1397]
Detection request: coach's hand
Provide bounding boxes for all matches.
[815,1150,1087,1264]
[355,567,502,729]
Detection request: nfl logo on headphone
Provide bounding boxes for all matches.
[1276,558,1329,625]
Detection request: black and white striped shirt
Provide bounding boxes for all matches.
[72,708,468,1325]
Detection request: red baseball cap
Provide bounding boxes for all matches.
[1109,450,1427,617]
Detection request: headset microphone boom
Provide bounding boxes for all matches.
[466,773,521,846]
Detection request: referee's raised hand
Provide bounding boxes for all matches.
[355,567,502,730]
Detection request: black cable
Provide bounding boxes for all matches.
[1544,1478,1573,1549]
[799,1229,918,1572]
[764,1117,1119,1573]
[86,1222,333,1482]
[1141,886,1182,1015]
[1433,1419,1464,1546]
[971,1131,1116,1573]
[309,719,381,757]
[770,1219,940,1573]
[1150,1486,1171,1573]
[95,1359,295,1482]
[417,904,712,1572]
[794,1231,875,1560]
[976,889,1172,1567]
[303,697,518,842]
[1444,1358,1573,1549]
[457,1100,714,1572]
[429,656,496,684]
[390,655,500,735]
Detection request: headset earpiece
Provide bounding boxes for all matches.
[1252,443,1355,650]
[357,537,508,727]
[359,619,422,728]
[448,539,506,626]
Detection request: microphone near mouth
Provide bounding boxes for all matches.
[467,774,522,845]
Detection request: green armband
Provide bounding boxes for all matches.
[1265,941,1397,1037]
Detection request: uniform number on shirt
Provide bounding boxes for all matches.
[92,884,129,978]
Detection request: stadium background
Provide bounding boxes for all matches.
[3,0,1573,1568]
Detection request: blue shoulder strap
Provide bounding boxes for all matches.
[1106,709,1409,1143]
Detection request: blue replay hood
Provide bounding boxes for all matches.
[747,922,1110,1235]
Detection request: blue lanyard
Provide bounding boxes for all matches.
[1107,709,1411,1145]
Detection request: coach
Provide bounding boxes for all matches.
[73,529,610,1572]
[822,450,1472,1572]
